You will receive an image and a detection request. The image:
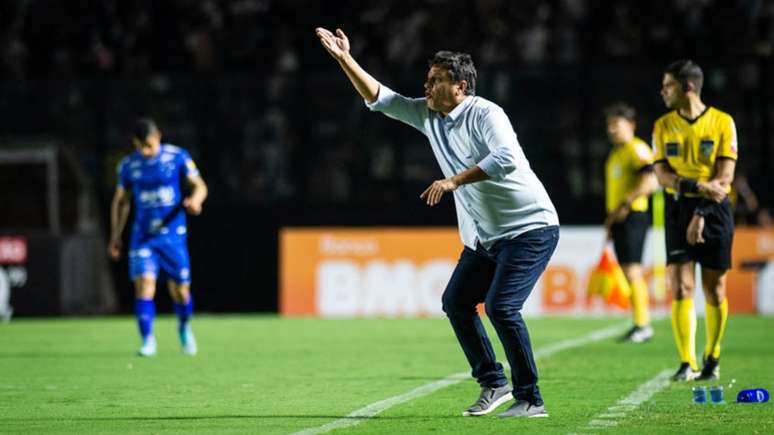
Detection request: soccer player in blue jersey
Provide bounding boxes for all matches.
[108,118,208,356]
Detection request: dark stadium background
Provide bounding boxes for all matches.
[1,0,771,314]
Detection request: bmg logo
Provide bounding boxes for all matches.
[139,186,176,206]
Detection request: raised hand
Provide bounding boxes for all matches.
[316,27,350,61]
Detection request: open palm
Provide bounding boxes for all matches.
[316,27,350,60]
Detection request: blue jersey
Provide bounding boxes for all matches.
[117,144,200,248]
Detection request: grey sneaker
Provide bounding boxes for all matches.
[497,400,549,418]
[462,385,513,416]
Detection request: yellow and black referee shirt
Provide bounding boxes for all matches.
[605,137,653,212]
[652,106,738,197]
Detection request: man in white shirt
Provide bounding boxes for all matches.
[317,27,559,418]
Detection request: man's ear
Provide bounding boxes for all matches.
[458,80,468,95]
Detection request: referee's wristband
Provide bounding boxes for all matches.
[678,177,699,197]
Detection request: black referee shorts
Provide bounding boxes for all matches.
[611,211,650,264]
[664,195,734,270]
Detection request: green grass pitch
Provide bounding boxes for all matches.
[1,315,772,434]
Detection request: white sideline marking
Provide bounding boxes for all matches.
[576,369,672,433]
[292,322,628,435]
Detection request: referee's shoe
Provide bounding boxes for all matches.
[695,357,720,381]
[671,362,699,381]
[620,325,654,343]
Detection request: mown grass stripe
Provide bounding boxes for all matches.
[293,322,628,435]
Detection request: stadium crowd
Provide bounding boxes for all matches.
[1,0,773,223]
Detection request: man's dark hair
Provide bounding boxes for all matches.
[604,102,636,123]
[429,51,477,96]
[133,118,159,140]
[665,59,704,95]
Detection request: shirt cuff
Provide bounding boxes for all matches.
[477,155,507,181]
[364,84,393,111]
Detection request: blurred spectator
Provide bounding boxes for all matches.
[731,173,760,225]
[758,207,773,228]
[0,0,772,225]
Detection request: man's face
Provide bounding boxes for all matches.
[424,65,465,114]
[606,116,635,145]
[133,130,162,157]
[660,73,685,109]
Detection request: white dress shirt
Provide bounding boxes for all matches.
[366,84,559,249]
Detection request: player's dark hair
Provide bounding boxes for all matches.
[665,59,704,95]
[429,51,477,96]
[133,118,159,140]
[604,102,636,123]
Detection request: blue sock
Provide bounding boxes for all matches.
[173,296,194,332]
[135,298,155,340]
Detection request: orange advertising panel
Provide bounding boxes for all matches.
[727,227,774,313]
[280,228,462,316]
[280,227,771,317]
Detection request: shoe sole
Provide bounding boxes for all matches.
[671,372,699,381]
[497,409,549,418]
[694,374,719,381]
[630,334,654,343]
[463,392,513,416]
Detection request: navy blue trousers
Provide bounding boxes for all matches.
[442,225,559,406]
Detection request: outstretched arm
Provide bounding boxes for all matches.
[316,27,379,103]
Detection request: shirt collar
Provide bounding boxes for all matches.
[445,96,474,124]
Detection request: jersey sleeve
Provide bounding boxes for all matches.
[632,141,654,170]
[651,120,666,163]
[179,149,201,179]
[117,159,131,190]
[718,115,738,160]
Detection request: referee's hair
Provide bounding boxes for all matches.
[429,51,477,96]
[665,59,704,95]
[133,118,159,140]
[604,102,636,123]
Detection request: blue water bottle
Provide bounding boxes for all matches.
[736,388,770,403]
[692,386,707,404]
[710,385,725,404]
